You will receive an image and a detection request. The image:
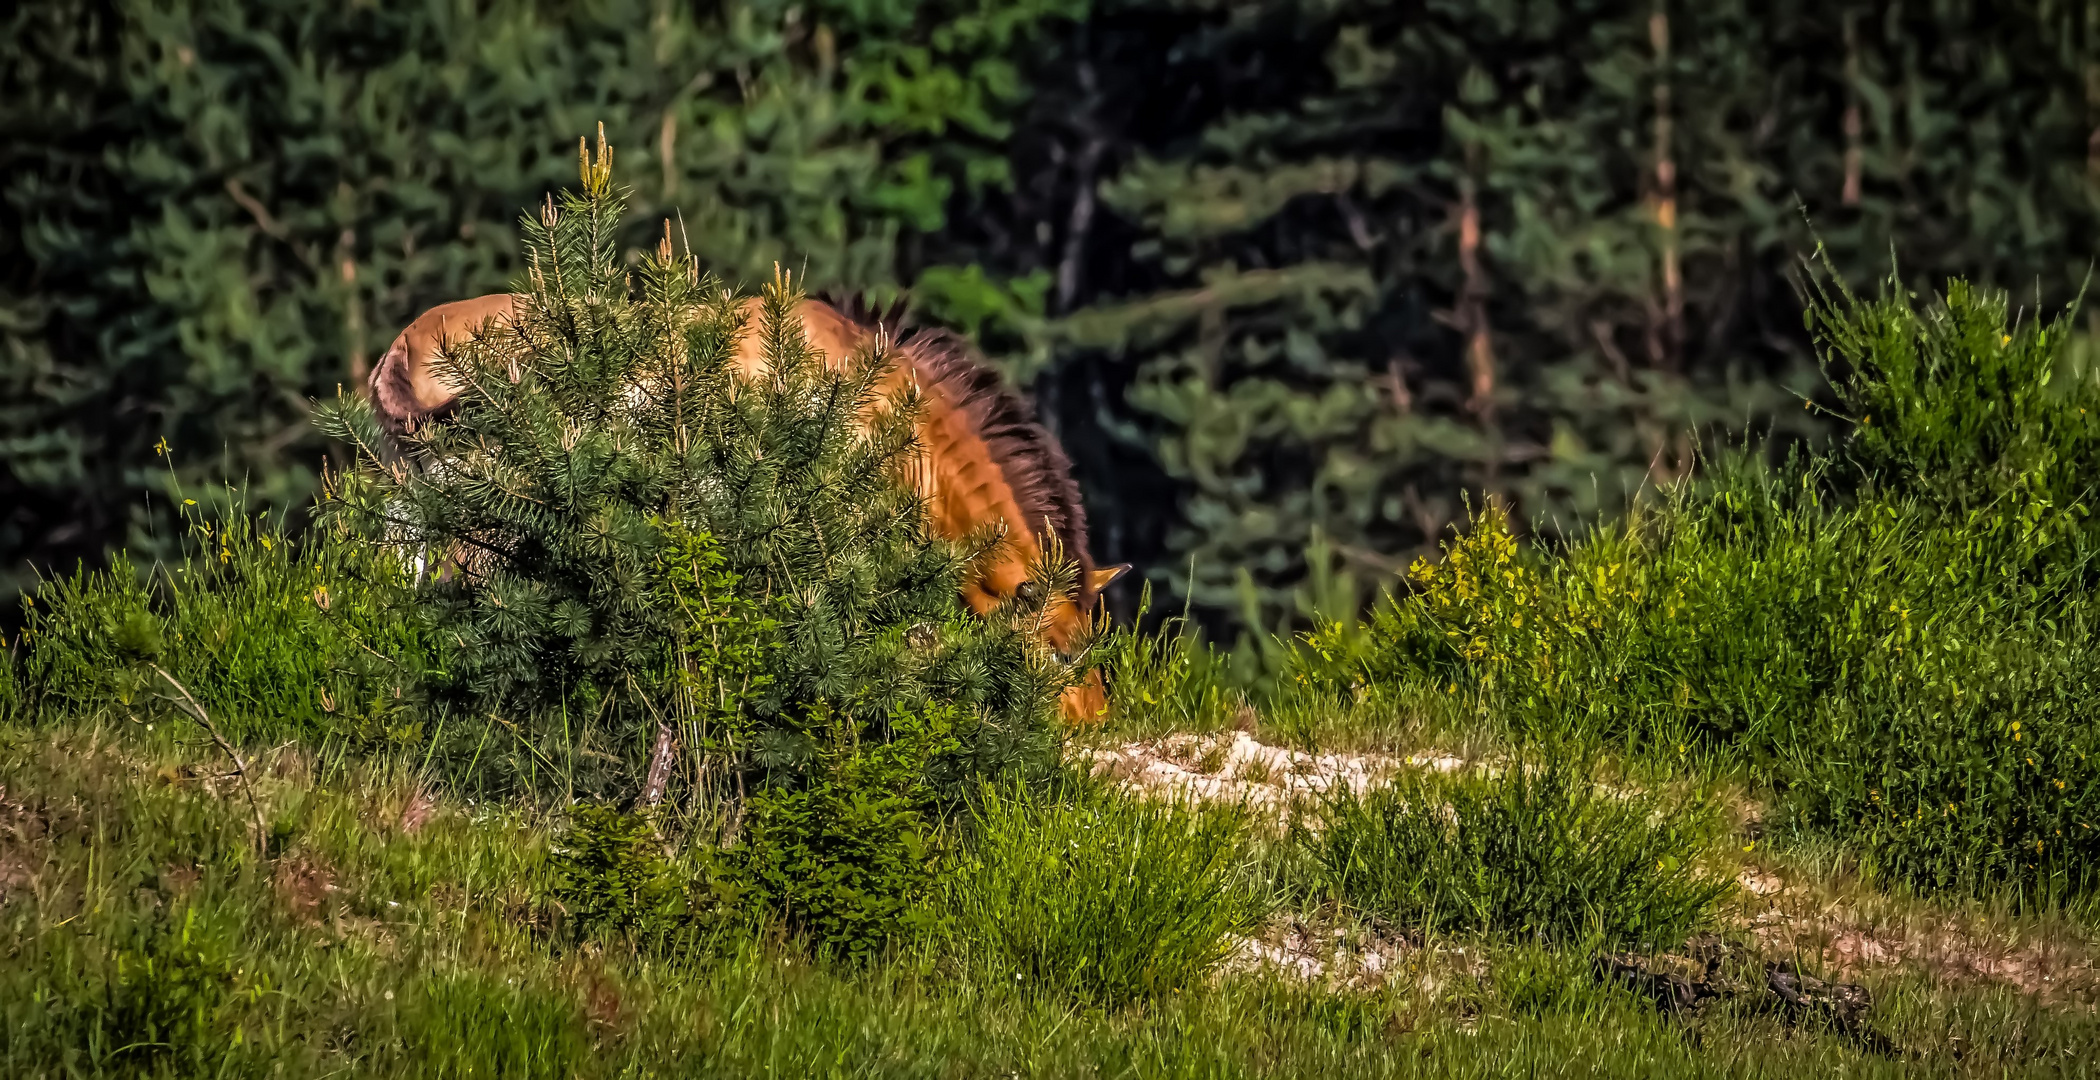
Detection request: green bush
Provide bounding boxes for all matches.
[549,803,687,947]
[708,704,960,961]
[1809,267,2100,514]
[1780,611,2100,898]
[1304,757,1730,949]
[1311,476,2100,898]
[1291,274,2100,901]
[945,782,1260,1005]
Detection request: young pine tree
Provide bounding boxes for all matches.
[321,134,1068,806]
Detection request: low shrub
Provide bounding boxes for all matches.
[1810,269,2100,515]
[1287,274,2100,901]
[11,501,429,746]
[1303,757,1730,949]
[705,704,961,961]
[1780,613,2100,898]
[549,803,687,946]
[945,781,1260,1005]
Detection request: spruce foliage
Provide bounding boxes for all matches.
[945,0,2100,637]
[320,138,1067,805]
[549,801,686,946]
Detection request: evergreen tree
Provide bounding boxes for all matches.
[920,0,2100,643]
[1,0,1081,601]
[321,138,1068,804]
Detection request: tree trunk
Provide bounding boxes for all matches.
[1649,7,1682,375]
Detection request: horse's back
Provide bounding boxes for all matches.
[371,294,866,434]
[369,293,520,439]
[728,296,869,379]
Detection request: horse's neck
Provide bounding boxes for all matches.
[909,372,1041,611]
[727,296,866,381]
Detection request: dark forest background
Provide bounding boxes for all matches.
[7,0,2099,644]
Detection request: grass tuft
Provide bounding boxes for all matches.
[1304,756,1732,949]
[1097,582,1245,739]
[405,972,591,1080]
[946,780,1262,1004]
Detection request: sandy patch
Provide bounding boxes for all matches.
[1084,731,1457,814]
[1735,866,2098,1003]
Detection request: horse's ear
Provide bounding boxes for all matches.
[1088,564,1131,592]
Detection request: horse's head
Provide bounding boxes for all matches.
[865,317,1134,726]
[953,535,1128,722]
[1044,564,1128,722]
[1039,565,1129,657]
[369,293,519,443]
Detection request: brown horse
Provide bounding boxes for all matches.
[369,291,1123,720]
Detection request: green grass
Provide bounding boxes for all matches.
[10,500,429,748]
[945,780,1262,1004]
[405,971,594,1080]
[1301,755,1733,949]
[4,720,2097,1078]
[1095,581,1248,740]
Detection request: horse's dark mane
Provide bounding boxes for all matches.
[826,294,1095,586]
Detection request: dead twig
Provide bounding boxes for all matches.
[642,721,680,806]
[151,665,270,852]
